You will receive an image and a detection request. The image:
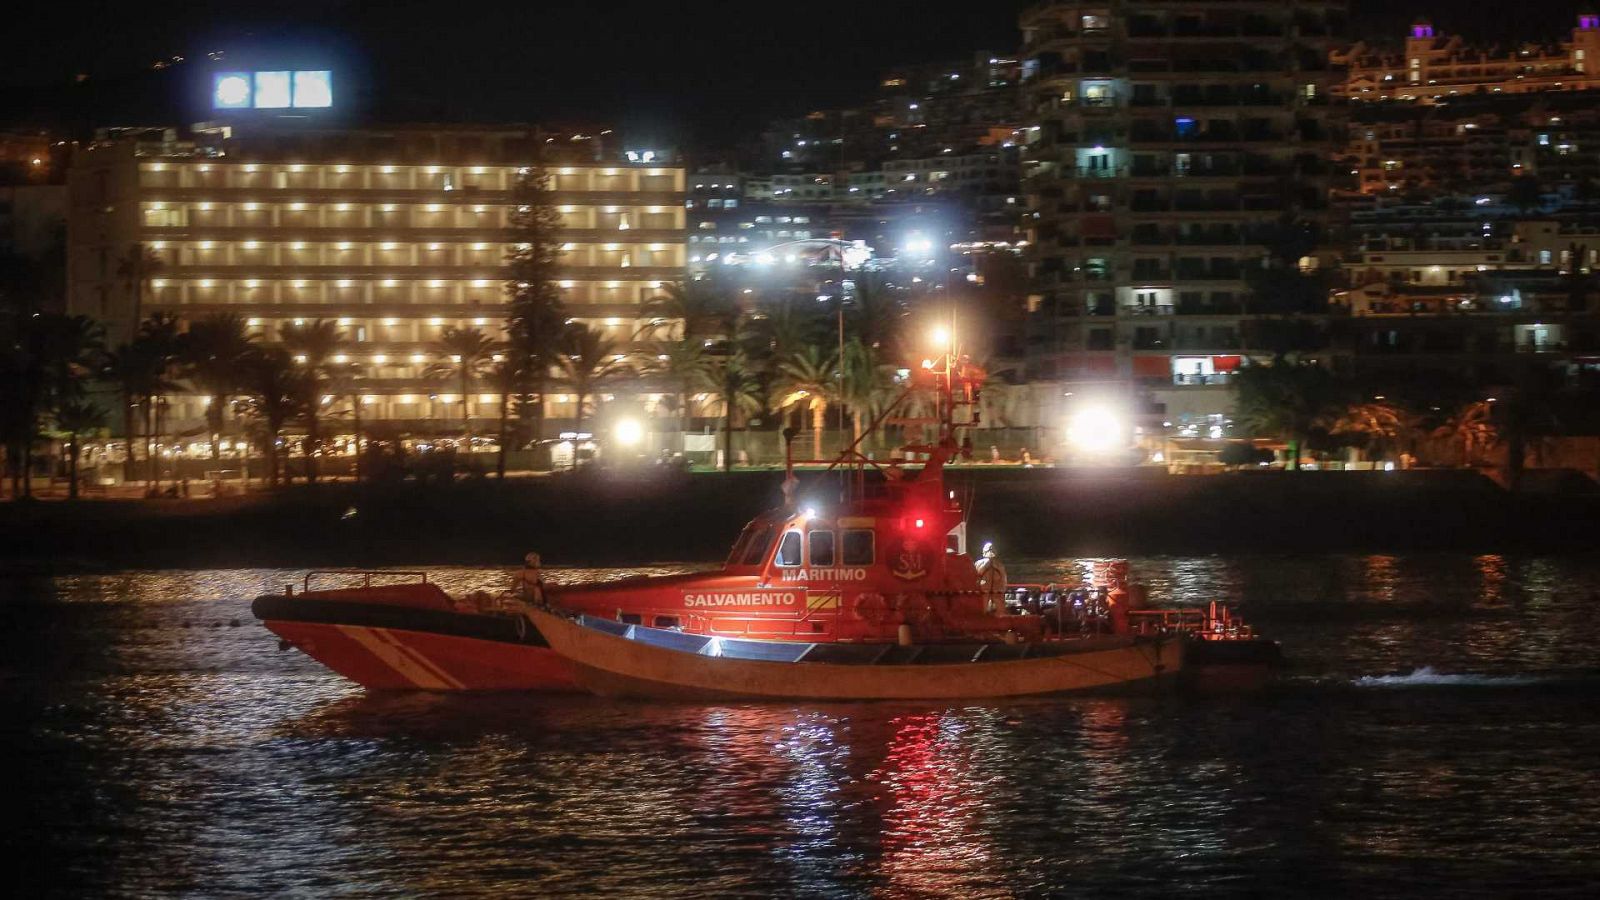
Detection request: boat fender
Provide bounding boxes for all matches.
[897,624,914,647]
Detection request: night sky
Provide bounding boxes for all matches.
[1,0,1590,145]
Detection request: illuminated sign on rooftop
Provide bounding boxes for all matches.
[213,70,333,110]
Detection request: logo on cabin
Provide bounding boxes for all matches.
[891,540,927,581]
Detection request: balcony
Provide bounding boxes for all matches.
[1177,299,1247,315]
[1176,229,1244,246]
[1172,372,1234,386]
[1068,166,1127,179]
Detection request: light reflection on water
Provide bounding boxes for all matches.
[4,556,1600,897]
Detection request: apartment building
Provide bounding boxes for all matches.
[1337,14,1600,104]
[67,125,686,433]
[1019,1,1345,422]
[1336,199,1600,389]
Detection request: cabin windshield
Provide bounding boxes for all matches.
[739,525,778,567]
[776,531,803,567]
[727,522,762,566]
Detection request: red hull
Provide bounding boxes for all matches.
[265,620,580,692]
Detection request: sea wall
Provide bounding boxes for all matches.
[2,468,1596,572]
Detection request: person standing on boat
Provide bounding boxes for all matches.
[521,552,546,605]
[975,542,1007,615]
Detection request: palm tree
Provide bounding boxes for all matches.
[132,314,181,490]
[1436,401,1496,468]
[53,399,106,500]
[25,314,105,496]
[642,278,739,342]
[709,350,763,471]
[1,310,102,497]
[114,244,165,335]
[95,316,176,491]
[776,346,840,462]
[1230,356,1343,470]
[1332,400,1410,463]
[558,324,629,455]
[425,326,498,448]
[104,342,161,484]
[845,273,906,350]
[839,338,894,446]
[180,313,255,462]
[280,319,345,484]
[648,340,716,449]
[238,348,310,488]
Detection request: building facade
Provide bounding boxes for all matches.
[1019,0,1345,424]
[67,125,686,435]
[1337,14,1600,104]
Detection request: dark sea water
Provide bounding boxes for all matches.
[3,556,1599,898]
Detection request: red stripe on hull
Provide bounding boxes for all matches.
[265,621,581,692]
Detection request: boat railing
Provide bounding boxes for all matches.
[298,570,431,595]
[1008,583,1257,640]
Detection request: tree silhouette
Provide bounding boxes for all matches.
[558,324,629,460]
[505,165,567,451]
[180,313,255,461]
[238,349,311,488]
[280,319,346,484]
[425,326,498,447]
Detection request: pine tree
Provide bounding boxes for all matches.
[504,165,567,455]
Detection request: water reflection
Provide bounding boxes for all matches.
[871,713,1001,897]
[6,557,1600,897]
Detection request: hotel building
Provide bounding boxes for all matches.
[1018,1,1345,423]
[67,125,687,435]
[1337,14,1600,105]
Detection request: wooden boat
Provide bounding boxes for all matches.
[528,608,1184,701]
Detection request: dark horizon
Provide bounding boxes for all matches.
[1,0,1591,145]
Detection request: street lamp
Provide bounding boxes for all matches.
[614,417,645,448]
[1066,406,1122,455]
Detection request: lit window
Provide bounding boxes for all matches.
[291,70,333,108]
[254,71,291,108]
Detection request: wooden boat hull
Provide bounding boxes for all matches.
[529,608,1184,701]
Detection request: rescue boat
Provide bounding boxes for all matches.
[253,347,1279,694]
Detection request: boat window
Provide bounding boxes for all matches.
[727,524,757,565]
[809,530,836,566]
[740,525,777,566]
[842,529,875,565]
[653,616,681,629]
[619,613,642,625]
[776,531,803,567]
